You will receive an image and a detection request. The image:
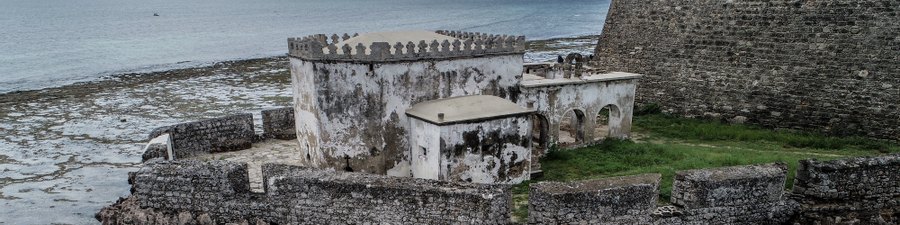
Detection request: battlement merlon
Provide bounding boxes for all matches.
[287,30,527,62]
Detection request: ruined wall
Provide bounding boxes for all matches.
[438,116,532,184]
[659,163,796,225]
[793,154,900,224]
[594,0,900,140]
[261,107,296,140]
[291,54,524,176]
[147,114,255,159]
[529,174,660,224]
[116,160,512,224]
[519,77,638,147]
[528,163,796,225]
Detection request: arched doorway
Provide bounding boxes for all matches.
[594,104,621,141]
[559,109,586,147]
[530,114,550,175]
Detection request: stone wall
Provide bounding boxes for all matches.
[110,160,511,224]
[529,163,796,225]
[261,107,296,140]
[594,0,900,140]
[793,154,900,224]
[528,174,660,224]
[148,114,255,159]
[660,163,796,225]
[102,154,900,224]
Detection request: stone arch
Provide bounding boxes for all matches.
[593,104,622,141]
[558,109,586,147]
[530,114,550,173]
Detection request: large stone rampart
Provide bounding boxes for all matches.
[594,0,900,140]
[123,160,511,224]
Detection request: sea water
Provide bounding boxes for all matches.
[0,0,610,94]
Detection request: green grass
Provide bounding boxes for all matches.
[510,113,899,221]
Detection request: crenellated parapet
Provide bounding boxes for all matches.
[287,30,526,62]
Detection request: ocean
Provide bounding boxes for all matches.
[0,0,610,94]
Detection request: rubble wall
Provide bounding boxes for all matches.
[793,154,900,224]
[116,160,512,224]
[528,163,799,225]
[594,0,900,140]
[528,174,660,224]
[261,107,296,140]
[147,114,255,159]
[659,163,797,225]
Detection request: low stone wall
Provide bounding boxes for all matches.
[660,163,796,225]
[149,114,255,159]
[109,160,511,224]
[107,151,900,224]
[528,163,796,225]
[528,174,660,224]
[793,154,900,224]
[140,143,167,162]
[261,107,296,140]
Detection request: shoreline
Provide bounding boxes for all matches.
[0,35,599,102]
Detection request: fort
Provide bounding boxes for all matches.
[99,0,900,224]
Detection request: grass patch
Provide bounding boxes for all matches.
[511,113,899,221]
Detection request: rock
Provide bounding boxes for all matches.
[197,214,214,225]
[730,116,748,124]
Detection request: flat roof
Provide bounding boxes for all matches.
[406,95,533,125]
[520,72,642,88]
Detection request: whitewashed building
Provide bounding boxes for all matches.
[287,30,640,184]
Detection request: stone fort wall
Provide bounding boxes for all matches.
[529,155,900,225]
[102,160,511,224]
[144,107,296,160]
[594,0,900,140]
[101,152,900,224]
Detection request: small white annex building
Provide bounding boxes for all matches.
[407,95,534,184]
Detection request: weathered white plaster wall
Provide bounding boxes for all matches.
[520,78,638,148]
[289,54,525,176]
[408,118,441,180]
[289,58,324,167]
[438,116,532,184]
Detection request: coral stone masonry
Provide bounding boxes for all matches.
[593,0,900,140]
